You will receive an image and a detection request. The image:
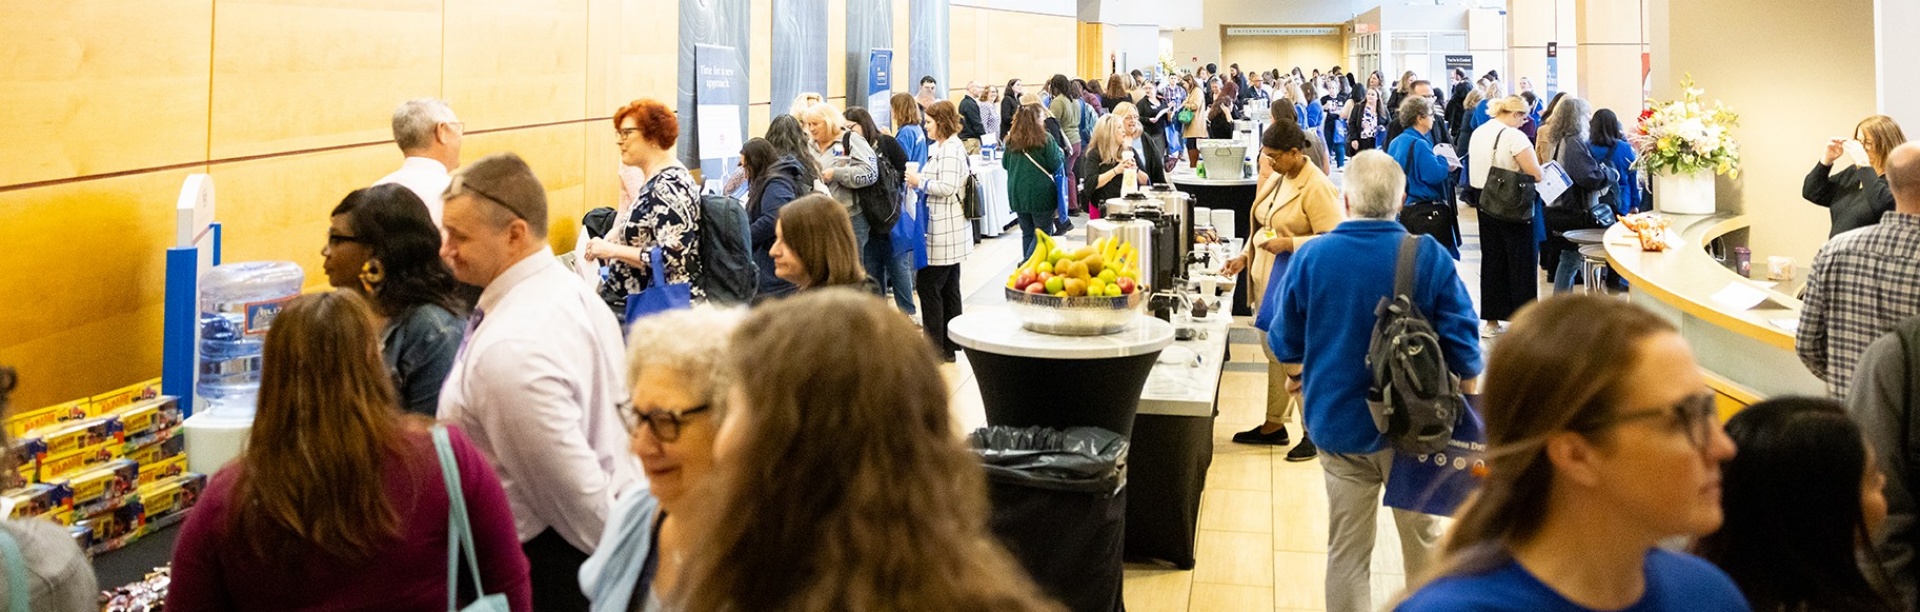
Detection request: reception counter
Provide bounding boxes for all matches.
[1603,214,1826,407]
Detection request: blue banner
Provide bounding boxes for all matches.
[695,43,745,183]
[868,48,894,129]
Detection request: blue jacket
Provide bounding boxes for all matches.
[749,155,808,298]
[1270,220,1485,455]
[579,488,662,612]
[892,125,932,262]
[1468,100,1492,132]
[1386,129,1449,203]
[1590,140,1642,215]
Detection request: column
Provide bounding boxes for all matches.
[1880,0,1920,126]
[772,0,830,116]
[909,0,951,101]
[1505,0,1576,101]
[845,0,894,107]
[677,0,751,166]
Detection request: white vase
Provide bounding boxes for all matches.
[1653,171,1717,215]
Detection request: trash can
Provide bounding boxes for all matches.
[970,426,1129,612]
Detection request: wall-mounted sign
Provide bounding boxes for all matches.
[1445,55,1474,72]
[1225,26,1340,37]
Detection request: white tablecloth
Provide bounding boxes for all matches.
[970,157,1013,237]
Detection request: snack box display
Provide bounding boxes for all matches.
[67,460,139,517]
[37,417,123,459]
[3,437,40,489]
[88,379,163,417]
[112,397,181,445]
[138,455,189,488]
[127,435,185,467]
[79,501,144,556]
[122,425,180,459]
[140,473,206,528]
[7,398,89,439]
[39,443,122,484]
[68,523,92,552]
[1,483,73,520]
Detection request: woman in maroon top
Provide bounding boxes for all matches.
[169,290,531,611]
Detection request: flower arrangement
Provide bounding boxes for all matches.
[1157,51,1180,77]
[1631,75,1741,178]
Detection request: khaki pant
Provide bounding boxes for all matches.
[1321,449,1442,612]
[1261,342,1299,426]
[963,138,981,155]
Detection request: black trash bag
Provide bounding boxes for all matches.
[968,425,1128,497]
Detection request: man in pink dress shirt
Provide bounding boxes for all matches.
[437,152,640,612]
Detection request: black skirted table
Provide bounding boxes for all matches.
[949,311,1175,436]
[1170,171,1259,316]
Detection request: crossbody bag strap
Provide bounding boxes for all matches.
[1394,234,1421,302]
[432,425,489,612]
[1023,151,1056,182]
[0,528,28,612]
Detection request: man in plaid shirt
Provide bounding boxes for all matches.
[1160,76,1188,157]
[1798,142,1920,400]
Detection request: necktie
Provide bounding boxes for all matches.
[456,307,484,359]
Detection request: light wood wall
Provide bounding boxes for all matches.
[3,0,1072,410]
[1220,31,1346,78]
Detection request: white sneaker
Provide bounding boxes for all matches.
[1480,321,1505,338]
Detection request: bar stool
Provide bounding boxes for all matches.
[1578,244,1613,295]
[1563,228,1609,246]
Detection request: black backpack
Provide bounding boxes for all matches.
[696,194,757,306]
[843,132,902,234]
[1366,235,1467,455]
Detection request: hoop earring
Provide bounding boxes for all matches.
[359,259,385,294]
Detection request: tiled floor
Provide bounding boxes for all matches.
[932,166,1540,611]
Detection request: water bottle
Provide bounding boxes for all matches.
[196,261,303,418]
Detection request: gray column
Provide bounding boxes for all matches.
[771,0,829,117]
[677,0,751,166]
[844,0,893,108]
[909,0,949,102]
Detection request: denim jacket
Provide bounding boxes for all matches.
[382,303,464,416]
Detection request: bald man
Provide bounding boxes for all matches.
[958,80,987,154]
[1798,142,1920,400]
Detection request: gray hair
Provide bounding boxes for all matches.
[1539,97,1593,163]
[1345,150,1406,220]
[392,98,457,153]
[626,306,748,418]
[1396,96,1435,130]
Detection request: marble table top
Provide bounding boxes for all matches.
[949,308,1174,359]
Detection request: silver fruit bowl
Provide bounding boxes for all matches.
[1004,287,1145,336]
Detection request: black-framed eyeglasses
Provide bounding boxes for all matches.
[1573,390,1719,450]
[618,401,711,442]
[327,232,363,246]
[447,175,525,221]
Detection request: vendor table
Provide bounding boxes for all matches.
[949,311,1174,436]
[1170,171,1258,315]
[1126,301,1232,569]
[971,157,1013,238]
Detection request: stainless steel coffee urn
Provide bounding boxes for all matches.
[1091,194,1157,283]
[1143,185,1194,264]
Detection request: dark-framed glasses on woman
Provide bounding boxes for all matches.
[1576,391,1720,450]
[617,401,711,442]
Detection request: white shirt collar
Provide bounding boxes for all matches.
[400,156,450,175]
[476,247,557,315]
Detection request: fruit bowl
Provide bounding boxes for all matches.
[1004,287,1146,336]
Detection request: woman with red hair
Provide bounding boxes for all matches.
[585,98,705,319]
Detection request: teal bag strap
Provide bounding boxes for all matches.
[432,425,507,612]
[0,528,29,612]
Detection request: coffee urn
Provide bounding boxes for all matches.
[1143,185,1194,265]
[1090,194,1157,281]
[1132,202,1184,321]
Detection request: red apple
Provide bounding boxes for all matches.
[1116,278,1136,294]
[1037,272,1054,284]
[1015,272,1037,288]
[1025,282,1046,293]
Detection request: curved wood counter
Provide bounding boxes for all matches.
[1603,214,1826,405]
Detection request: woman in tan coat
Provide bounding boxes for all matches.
[1181,76,1208,166]
[1220,121,1344,460]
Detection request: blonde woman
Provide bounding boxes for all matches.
[1077,114,1145,216]
[1219,122,1344,459]
[1182,75,1208,166]
[1805,115,1906,236]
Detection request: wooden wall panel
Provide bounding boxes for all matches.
[206,146,401,290]
[0,169,201,410]
[461,124,591,251]
[0,0,213,185]
[750,0,774,107]
[208,0,442,159]
[828,0,849,101]
[949,7,979,95]
[444,0,590,130]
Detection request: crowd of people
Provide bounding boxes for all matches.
[8,56,1920,612]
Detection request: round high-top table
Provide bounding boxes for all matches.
[949,310,1174,437]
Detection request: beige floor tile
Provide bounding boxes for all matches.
[1273,550,1329,610]
[1122,566,1193,612]
[1216,371,1271,402]
[949,374,986,436]
[1187,582,1273,611]
[1193,530,1276,586]
[1204,447,1273,492]
[1272,499,1330,554]
[1199,488,1273,533]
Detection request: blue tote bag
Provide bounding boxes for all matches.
[1383,394,1487,516]
[623,245,692,323]
[1054,154,1072,229]
[1250,251,1291,333]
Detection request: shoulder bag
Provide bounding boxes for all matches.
[432,425,513,612]
[1478,128,1537,223]
[1543,138,1620,232]
[1392,137,1457,241]
[1251,194,1295,333]
[623,245,693,324]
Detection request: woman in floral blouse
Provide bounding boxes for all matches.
[586,98,704,318]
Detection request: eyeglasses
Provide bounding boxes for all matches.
[618,401,711,442]
[326,232,363,246]
[1573,391,1720,451]
[447,175,525,221]
[616,127,642,142]
[443,121,466,135]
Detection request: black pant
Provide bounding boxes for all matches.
[916,264,963,357]
[523,528,591,612]
[1478,214,1539,322]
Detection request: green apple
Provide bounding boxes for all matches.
[1044,276,1065,293]
[1104,284,1123,297]
[1098,269,1118,284]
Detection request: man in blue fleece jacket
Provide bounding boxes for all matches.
[1270,150,1485,612]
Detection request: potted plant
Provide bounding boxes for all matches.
[1631,75,1741,215]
